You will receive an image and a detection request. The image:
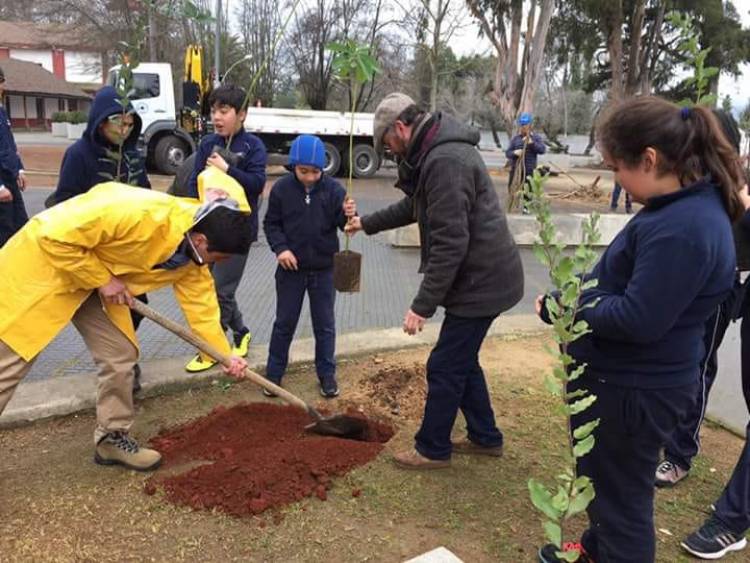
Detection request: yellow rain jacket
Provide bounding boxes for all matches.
[0,182,231,362]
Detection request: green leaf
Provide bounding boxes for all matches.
[580,278,598,291]
[573,419,600,440]
[544,375,562,397]
[551,485,569,512]
[573,475,592,490]
[567,363,586,382]
[569,394,596,414]
[573,434,595,458]
[528,479,562,520]
[567,479,595,518]
[703,66,719,79]
[552,366,567,382]
[543,521,562,548]
[566,388,588,400]
[557,257,574,281]
[557,548,581,562]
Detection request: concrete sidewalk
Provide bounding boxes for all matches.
[0,314,544,427]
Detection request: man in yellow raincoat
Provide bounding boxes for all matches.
[0,181,251,471]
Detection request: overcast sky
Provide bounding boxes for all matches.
[223,0,750,113]
[719,0,750,114]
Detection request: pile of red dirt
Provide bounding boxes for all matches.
[145,403,393,517]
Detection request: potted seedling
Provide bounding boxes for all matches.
[524,169,601,562]
[328,39,379,292]
[50,111,69,137]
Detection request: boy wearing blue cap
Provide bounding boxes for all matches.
[263,135,356,397]
[506,112,546,213]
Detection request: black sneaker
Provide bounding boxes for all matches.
[539,542,595,562]
[132,363,142,394]
[319,378,340,398]
[681,515,748,559]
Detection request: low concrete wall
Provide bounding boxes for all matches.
[388,213,633,248]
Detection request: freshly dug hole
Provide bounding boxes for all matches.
[145,403,393,517]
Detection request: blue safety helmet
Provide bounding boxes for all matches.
[288,134,326,171]
[517,112,533,126]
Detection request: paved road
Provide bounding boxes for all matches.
[18,185,552,381]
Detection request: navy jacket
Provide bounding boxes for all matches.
[565,179,735,388]
[54,86,150,202]
[0,105,23,185]
[264,172,348,271]
[187,130,267,242]
[506,132,545,180]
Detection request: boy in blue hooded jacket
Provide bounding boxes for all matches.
[263,135,355,398]
[52,86,151,202]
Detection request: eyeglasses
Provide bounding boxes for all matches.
[106,113,135,128]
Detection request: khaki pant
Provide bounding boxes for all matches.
[0,293,137,443]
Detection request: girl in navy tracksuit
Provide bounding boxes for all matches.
[536,97,745,563]
[263,135,355,398]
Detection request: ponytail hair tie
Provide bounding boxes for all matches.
[681,106,691,120]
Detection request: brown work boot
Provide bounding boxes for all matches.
[393,449,451,470]
[94,431,162,472]
[452,438,503,457]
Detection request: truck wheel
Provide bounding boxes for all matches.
[154,135,189,175]
[344,144,379,178]
[323,143,342,177]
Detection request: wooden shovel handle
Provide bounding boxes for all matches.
[129,299,318,418]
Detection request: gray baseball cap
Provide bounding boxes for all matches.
[372,92,416,155]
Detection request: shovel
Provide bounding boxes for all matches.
[129,300,368,440]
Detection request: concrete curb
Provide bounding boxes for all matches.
[388,213,633,248]
[0,314,546,428]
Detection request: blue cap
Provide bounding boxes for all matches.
[518,112,533,126]
[288,134,326,170]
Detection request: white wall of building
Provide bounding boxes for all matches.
[8,95,24,119]
[24,97,37,119]
[9,49,53,73]
[65,51,102,83]
[7,95,39,119]
[45,97,59,118]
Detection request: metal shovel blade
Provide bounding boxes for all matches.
[304,414,369,441]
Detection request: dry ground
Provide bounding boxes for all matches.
[0,334,743,562]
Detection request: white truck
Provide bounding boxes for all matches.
[107,62,381,178]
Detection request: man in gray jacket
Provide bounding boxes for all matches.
[346,93,524,469]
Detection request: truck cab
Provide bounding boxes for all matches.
[107,63,195,175]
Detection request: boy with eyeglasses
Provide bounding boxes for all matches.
[0,65,30,247]
[52,85,151,202]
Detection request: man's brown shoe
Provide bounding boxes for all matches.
[392,449,451,470]
[94,431,162,472]
[452,439,503,457]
